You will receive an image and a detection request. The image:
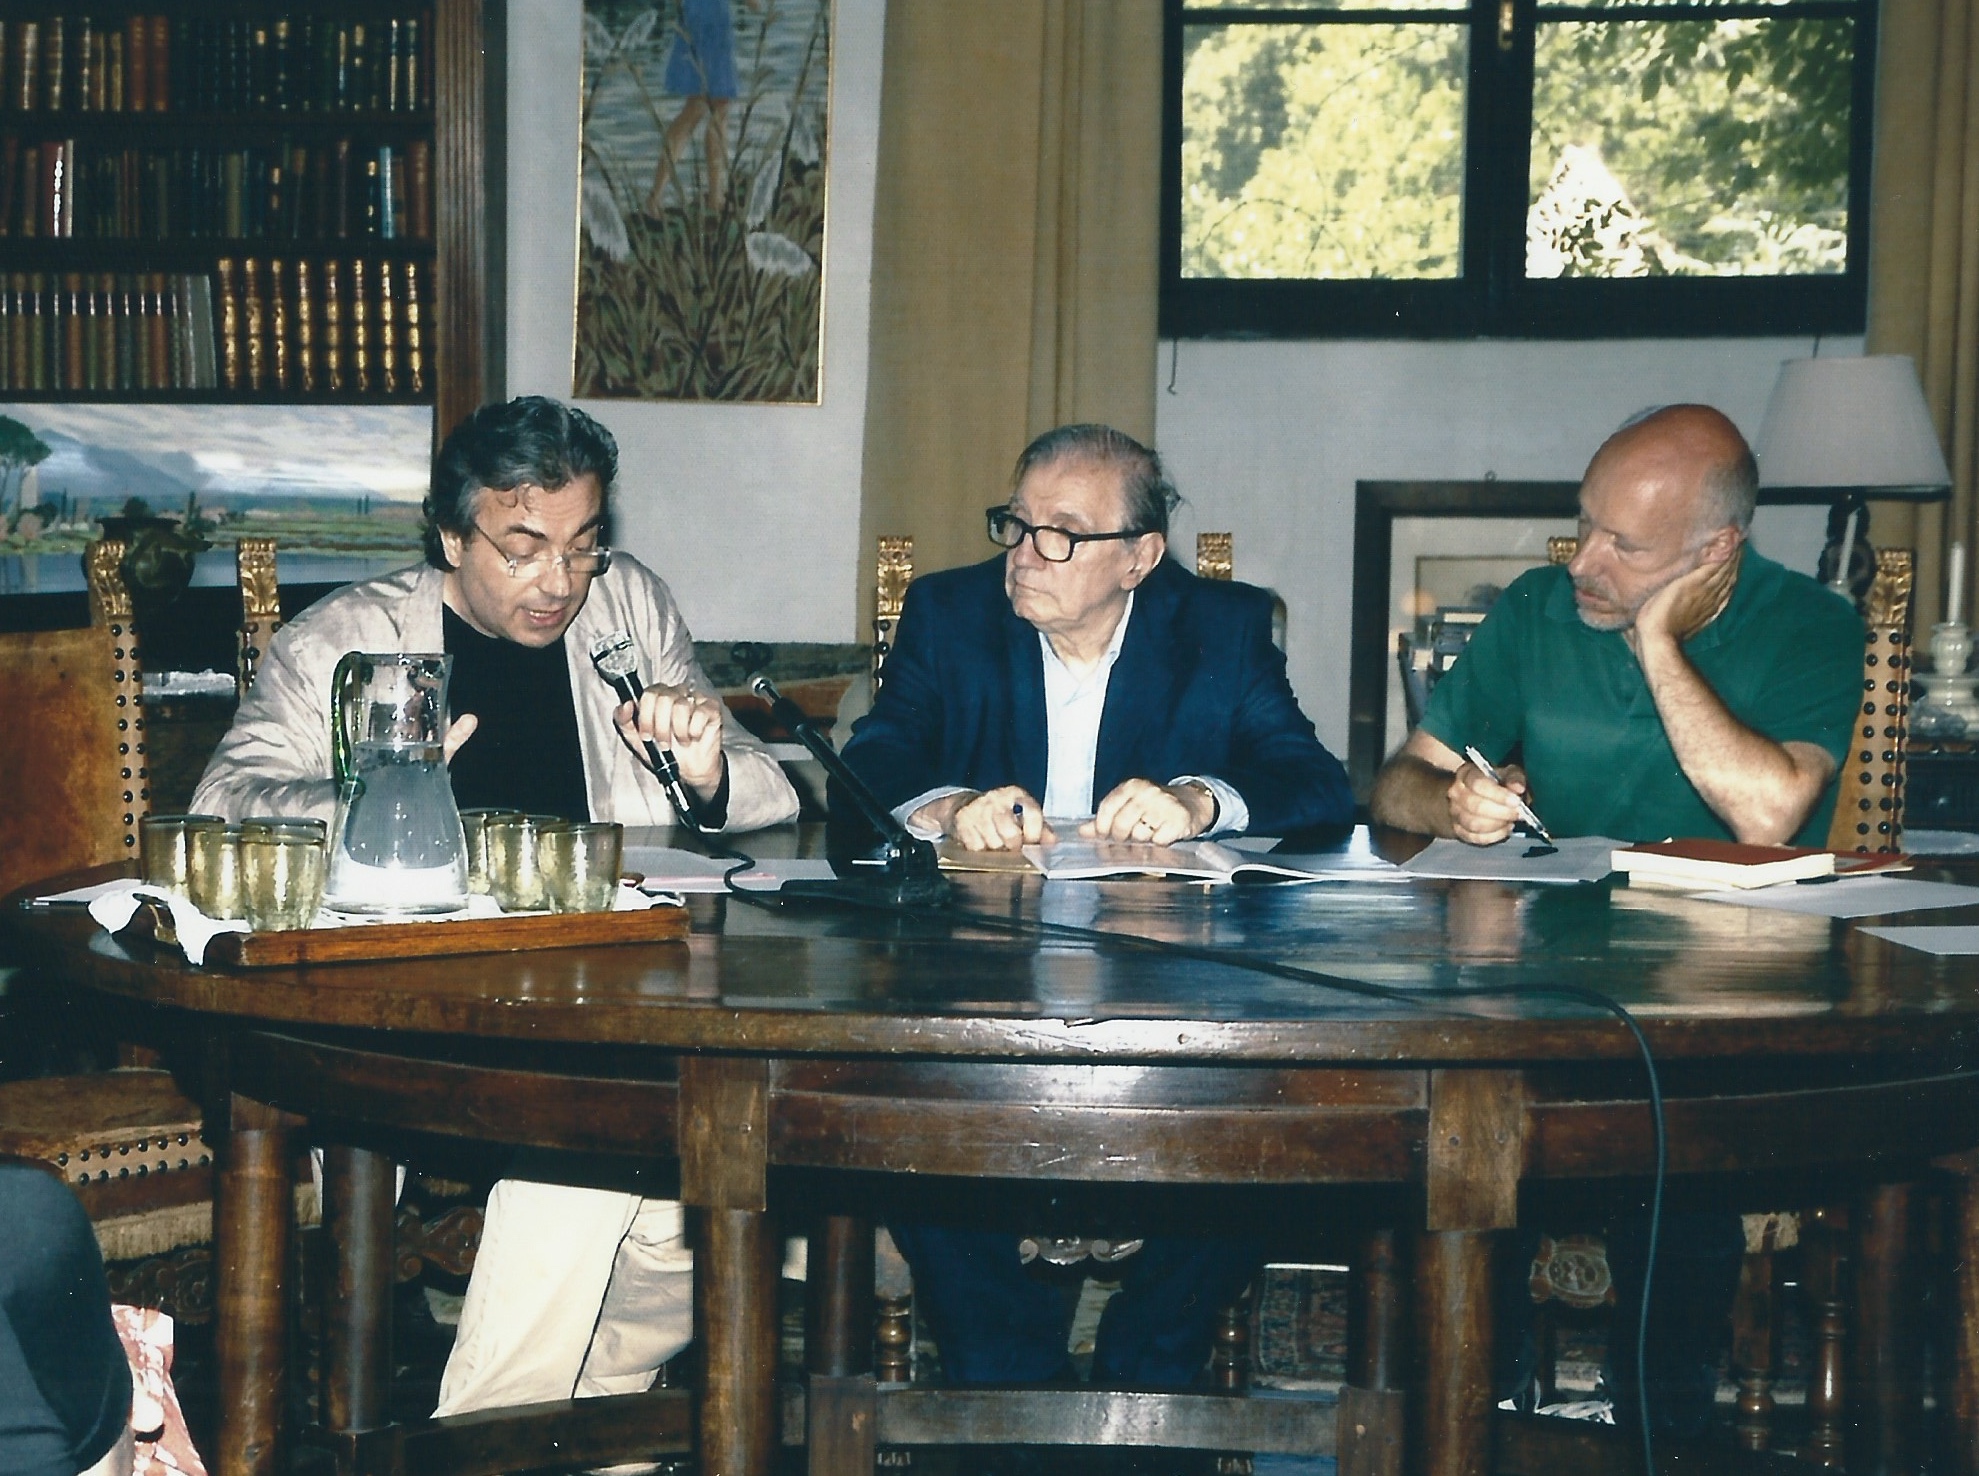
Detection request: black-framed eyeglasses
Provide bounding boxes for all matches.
[985,507,1149,564]
[469,522,613,580]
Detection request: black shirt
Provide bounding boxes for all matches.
[443,605,592,822]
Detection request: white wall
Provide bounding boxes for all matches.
[504,0,886,644]
[1154,336,1856,758]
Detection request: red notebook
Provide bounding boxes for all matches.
[1612,839,1908,890]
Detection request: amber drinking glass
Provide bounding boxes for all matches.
[140,814,225,892]
[486,814,561,912]
[541,822,623,914]
[186,825,245,920]
[459,808,520,895]
[240,832,327,932]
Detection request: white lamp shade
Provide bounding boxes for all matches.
[1755,355,1952,496]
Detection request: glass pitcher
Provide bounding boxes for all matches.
[324,652,470,914]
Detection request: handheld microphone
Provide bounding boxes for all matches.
[589,631,711,833]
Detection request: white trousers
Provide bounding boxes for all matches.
[432,1179,695,1416]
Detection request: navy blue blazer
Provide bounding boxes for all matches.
[833,555,1351,847]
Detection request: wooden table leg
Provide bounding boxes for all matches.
[1850,1181,1922,1476]
[215,1093,297,1476]
[1950,1169,1979,1476]
[321,1145,397,1438]
[680,1056,777,1476]
[807,1214,879,1476]
[1341,1227,1406,1476]
[701,1206,780,1476]
[1412,1229,1495,1476]
[1411,1069,1520,1476]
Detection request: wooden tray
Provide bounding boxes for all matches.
[130,901,689,968]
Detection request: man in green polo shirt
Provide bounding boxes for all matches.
[1372,403,1863,847]
[1371,403,1864,1439]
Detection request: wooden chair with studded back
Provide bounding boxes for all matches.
[1197,531,1289,650]
[0,536,366,1326]
[1724,545,1914,1461]
[826,535,916,747]
[0,537,219,1316]
[232,535,282,695]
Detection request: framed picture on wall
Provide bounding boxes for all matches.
[1348,481,1581,799]
[576,0,832,404]
[0,403,432,598]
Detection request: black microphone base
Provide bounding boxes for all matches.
[781,873,954,909]
[788,834,951,909]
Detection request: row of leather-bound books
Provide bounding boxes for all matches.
[0,258,428,397]
[0,135,432,241]
[0,13,432,115]
[0,271,216,391]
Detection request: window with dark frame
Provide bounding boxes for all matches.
[1160,0,1876,339]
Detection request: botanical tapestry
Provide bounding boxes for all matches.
[577,0,830,403]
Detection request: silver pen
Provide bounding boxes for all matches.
[1462,745,1554,843]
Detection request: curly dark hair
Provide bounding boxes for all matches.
[424,397,620,569]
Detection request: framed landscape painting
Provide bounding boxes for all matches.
[576,0,831,403]
[0,403,431,596]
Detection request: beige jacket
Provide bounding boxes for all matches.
[191,556,799,833]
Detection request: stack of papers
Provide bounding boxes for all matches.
[933,838,1408,885]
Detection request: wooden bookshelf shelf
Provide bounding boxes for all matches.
[0,386,431,405]
[1,240,435,269]
[0,110,434,140]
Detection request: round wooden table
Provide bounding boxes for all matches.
[14,837,1979,1476]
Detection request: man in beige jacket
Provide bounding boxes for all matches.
[193,396,798,1416]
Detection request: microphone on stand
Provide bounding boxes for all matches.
[589,631,713,833]
[749,674,949,906]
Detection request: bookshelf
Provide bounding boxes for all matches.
[0,0,495,431]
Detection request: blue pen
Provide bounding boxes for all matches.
[1462,745,1554,843]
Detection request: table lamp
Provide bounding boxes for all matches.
[1755,354,1959,724]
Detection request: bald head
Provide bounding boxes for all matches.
[1565,405,1754,632]
[1587,404,1758,545]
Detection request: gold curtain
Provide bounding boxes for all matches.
[856,0,1163,606]
[1864,0,1979,627]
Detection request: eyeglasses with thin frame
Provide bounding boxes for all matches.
[985,506,1149,564]
[468,522,614,580]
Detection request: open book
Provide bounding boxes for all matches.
[1612,838,1909,891]
[938,837,1401,884]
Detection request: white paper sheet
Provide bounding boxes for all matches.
[29,878,144,906]
[624,845,838,892]
[1399,835,1621,885]
[1250,851,1412,883]
[1690,876,1979,919]
[1859,925,1979,955]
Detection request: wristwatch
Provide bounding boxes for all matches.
[1176,778,1220,835]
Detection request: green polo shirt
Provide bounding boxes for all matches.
[1418,550,1864,845]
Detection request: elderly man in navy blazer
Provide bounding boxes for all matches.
[836,423,1351,1390]
[840,424,1349,855]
